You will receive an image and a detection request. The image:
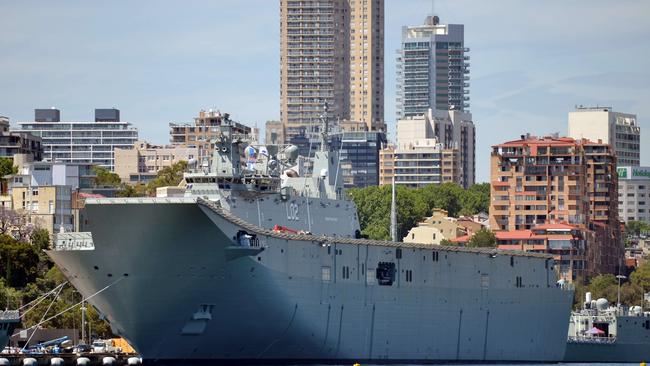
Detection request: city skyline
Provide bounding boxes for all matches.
[1,0,649,182]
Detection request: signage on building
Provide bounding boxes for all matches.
[618,166,650,180]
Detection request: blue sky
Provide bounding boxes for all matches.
[1,0,649,182]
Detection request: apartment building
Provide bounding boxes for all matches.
[617,166,650,223]
[9,185,73,234]
[280,0,385,143]
[396,15,469,119]
[490,135,622,276]
[114,141,198,184]
[330,130,386,188]
[390,108,474,187]
[169,109,251,161]
[568,106,641,166]
[14,108,138,171]
[380,140,460,188]
[0,116,42,161]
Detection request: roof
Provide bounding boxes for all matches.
[451,235,470,243]
[79,193,106,199]
[496,230,534,240]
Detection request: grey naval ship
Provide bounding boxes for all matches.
[47,109,574,364]
[564,292,650,362]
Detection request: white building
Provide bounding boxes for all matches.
[618,166,650,223]
[14,108,138,171]
[568,107,640,166]
[114,140,198,184]
[396,108,475,188]
[396,15,469,119]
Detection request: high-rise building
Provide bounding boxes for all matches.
[169,109,251,162]
[490,135,623,277]
[15,109,138,171]
[617,166,650,223]
[349,0,384,130]
[393,108,475,188]
[380,142,459,189]
[114,140,198,184]
[568,106,641,166]
[396,15,469,120]
[280,0,385,143]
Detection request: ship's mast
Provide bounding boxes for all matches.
[319,103,329,152]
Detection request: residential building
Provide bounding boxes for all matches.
[380,140,460,188]
[9,185,73,234]
[265,120,285,145]
[114,140,198,184]
[170,109,251,162]
[390,108,475,187]
[490,135,623,277]
[14,108,138,171]
[617,166,650,223]
[568,106,641,166]
[280,0,385,144]
[0,116,42,161]
[378,146,395,186]
[396,15,469,119]
[10,154,96,191]
[403,209,466,245]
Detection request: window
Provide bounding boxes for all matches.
[405,269,413,282]
[321,266,331,282]
[515,276,523,288]
[342,266,350,279]
[432,251,439,262]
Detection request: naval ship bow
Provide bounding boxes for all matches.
[47,106,574,364]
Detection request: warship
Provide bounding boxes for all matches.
[564,292,650,362]
[47,108,574,364]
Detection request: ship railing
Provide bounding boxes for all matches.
[53,232,95,251]
[568,335,616,344]
[0,310,19,320]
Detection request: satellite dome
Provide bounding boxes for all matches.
[595,298,609,311]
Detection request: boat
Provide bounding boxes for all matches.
[0,310,20,351]
[46,108,574,364]
[564,292,650,362]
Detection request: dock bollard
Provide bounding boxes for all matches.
[22,358,37,366]
[77,357,91,366]
[51,357,65,366]
[102,357,117,366]
[0,358,9,366]
[127,357,141,366]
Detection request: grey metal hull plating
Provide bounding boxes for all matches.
[48,200,573,363]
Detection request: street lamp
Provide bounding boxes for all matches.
[616,274,627,307]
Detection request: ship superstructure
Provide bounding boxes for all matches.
[564,293,650,362]
[47,108,574,363]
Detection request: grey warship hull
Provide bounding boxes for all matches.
[48,197,573,363]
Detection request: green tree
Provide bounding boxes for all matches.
[118,183,147,197]
[439,238,455,246]
[92,166,121,188]
[467,228,496,248]
[30,228,50,251]
[630,260,650,294]
[420,182,463,217]
[626,220,650,236]
[146,161,188,195]
[588,274,618,302]
[0,234,40,288]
